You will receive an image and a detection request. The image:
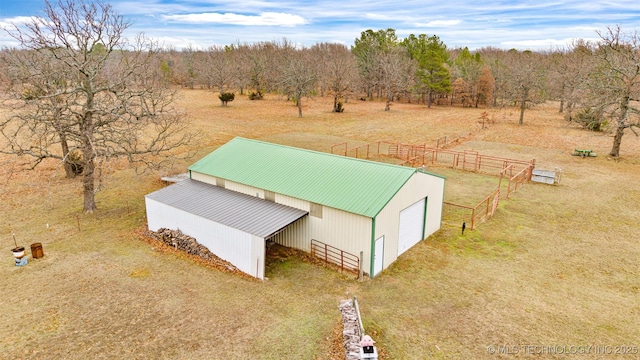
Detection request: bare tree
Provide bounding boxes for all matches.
[276,43,317,117]
[194,45,236,95]
[377,46,414,111]
[179,45,197,89]
[1,48,82,178]
[235,41,281,98]
[311,43,359,112]
[232,43,259,97]
[479,47,512,107]
[0,0,193,212]
[352,29,398,100]
[587,26,640,157]
[548,40,595,121]
[503,50,549,124]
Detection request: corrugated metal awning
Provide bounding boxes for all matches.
[145,179,308,238]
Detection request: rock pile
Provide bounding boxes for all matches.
[339,299,362,360]
[146,228,240,272]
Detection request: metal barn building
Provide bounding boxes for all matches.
[145,137,445,279]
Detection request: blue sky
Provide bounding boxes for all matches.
[1,0,640,50]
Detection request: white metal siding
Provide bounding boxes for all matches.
[270,216,309,251]
[224,182,265,198]
[191,175,267,200]
[274,192,310,211]
[373,172,444,271]
[198,179,372,264]
[189,169,444,277]
[421,173,445,237]
[270,203,371,269]
[250,235,265,279]
[190,172,218,186]
[145,197,264,279]
[397,198,426,256]
[309,206,370,263]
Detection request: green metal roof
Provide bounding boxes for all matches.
[188,137,419,218]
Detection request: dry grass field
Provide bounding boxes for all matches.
[1,90,639,359]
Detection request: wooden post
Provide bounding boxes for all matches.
[470,208,475,230]
[354,295,365,339]
[485,196,490,216]
[359,251,364,281]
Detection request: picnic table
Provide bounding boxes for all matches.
[572,149,596,157]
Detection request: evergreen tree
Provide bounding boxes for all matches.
[401,34,451,107]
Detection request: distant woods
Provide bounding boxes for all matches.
[2,14,640,162]
[151,28,639,156]
[2,0,635,215]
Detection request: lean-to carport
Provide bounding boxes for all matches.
[145,179,308,279]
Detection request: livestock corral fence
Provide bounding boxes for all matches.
[331,140,536,230]
[331,136,455,161]
[443,189,501,230]
[310,239,360,278]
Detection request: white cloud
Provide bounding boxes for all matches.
[363,13,392,20]
[161,12,307,27]
[500,38,570,49]
[4,0,632,51]
[415,19,462,27]
[0,16,38,28]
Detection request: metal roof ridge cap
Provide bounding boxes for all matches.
[187,136,418,176]
[210,137,421,172]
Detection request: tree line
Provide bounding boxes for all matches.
[0,0,639,212]
[154,27,640,159]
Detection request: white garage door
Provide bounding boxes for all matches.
[398,198,426,255]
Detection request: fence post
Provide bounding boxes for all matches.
[359,251,363,281]
[353,295,365,340]
[471,208,476,230]
[529,159,535,181]
[485,195,490,216]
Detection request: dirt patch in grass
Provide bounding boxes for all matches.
[1,91,639,359]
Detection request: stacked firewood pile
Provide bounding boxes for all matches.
[339,299,362,360]
[145,228,241,274]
